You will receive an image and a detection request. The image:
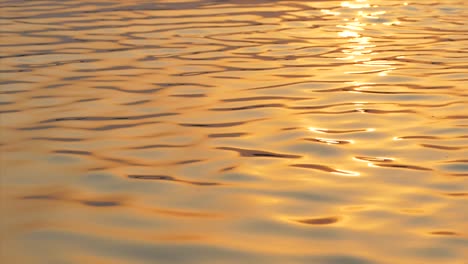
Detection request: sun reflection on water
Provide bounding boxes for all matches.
[337,0,399,78]
[1,0,467,263]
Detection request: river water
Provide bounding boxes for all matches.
[1,0,467,263]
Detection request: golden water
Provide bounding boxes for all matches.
[1,0,467,263]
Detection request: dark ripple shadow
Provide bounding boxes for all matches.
[31,137,84,142]
[309,128,372,134]
[81,200,121,207]
[121,100,152,105]
[128,175,221,186]
[130,143,194,150]
[180,118,265,128]
[39,112,177,123]
[291,164,358,176]
[54,150,92,156]
[421,144,467,151]
[93,85,165,94]
[20,192,124,208]
[208,132,249,138]
[21,194,62,201]
[87,121,161,131]
[372,163,432,171]
[217,147,301,159]
[443,193,468,197]
[295,216,341,225]
[210,103,284,111]
[17,125,58,131]
[429,231,459,236]
[355,156,394,162]
[221,96,310,102]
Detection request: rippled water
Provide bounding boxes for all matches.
[1,0,468,263]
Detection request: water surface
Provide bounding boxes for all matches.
[1,0,467,263]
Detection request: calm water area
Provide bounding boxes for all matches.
[1,0,467,263]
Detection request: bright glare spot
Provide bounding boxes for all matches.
[316,138,354,145]
[354,58,372,63]
[356,36,371,44]
[354,86,372,91]
[332,170,361,177]
[337,55,355,60]
[341,1,371,8]
[318,138,340,144]
[364,60,395,65]
[338,21,365,31]
[339,30,360,38]
[378,71,387,76]
[321,9,341,16]
[308,127,327,133]
[373,11,386,15]
[353,156,395,163]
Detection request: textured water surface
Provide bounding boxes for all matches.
[1,0,468,263]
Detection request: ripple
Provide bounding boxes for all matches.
[308,127,375,134]
[354,156,394,162]
[217,147,301,159]
[443,193,468,197]
[305,137,353,145]
[180,118,265,128]
[31,137,84,142]
[54,150,93,156]
[39,113,177,123]
[208,133,249,138]
[295,216,341,225]
[128,175,221,186]
[421,144,466,151]
[429,231,459,236]
[81,200,121,207]
[221,96,309,102]
[210,103,284,111]
[2,0,467,263]
[291,164,360,176]
[21,194,61,201]
[370,163,432,171]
